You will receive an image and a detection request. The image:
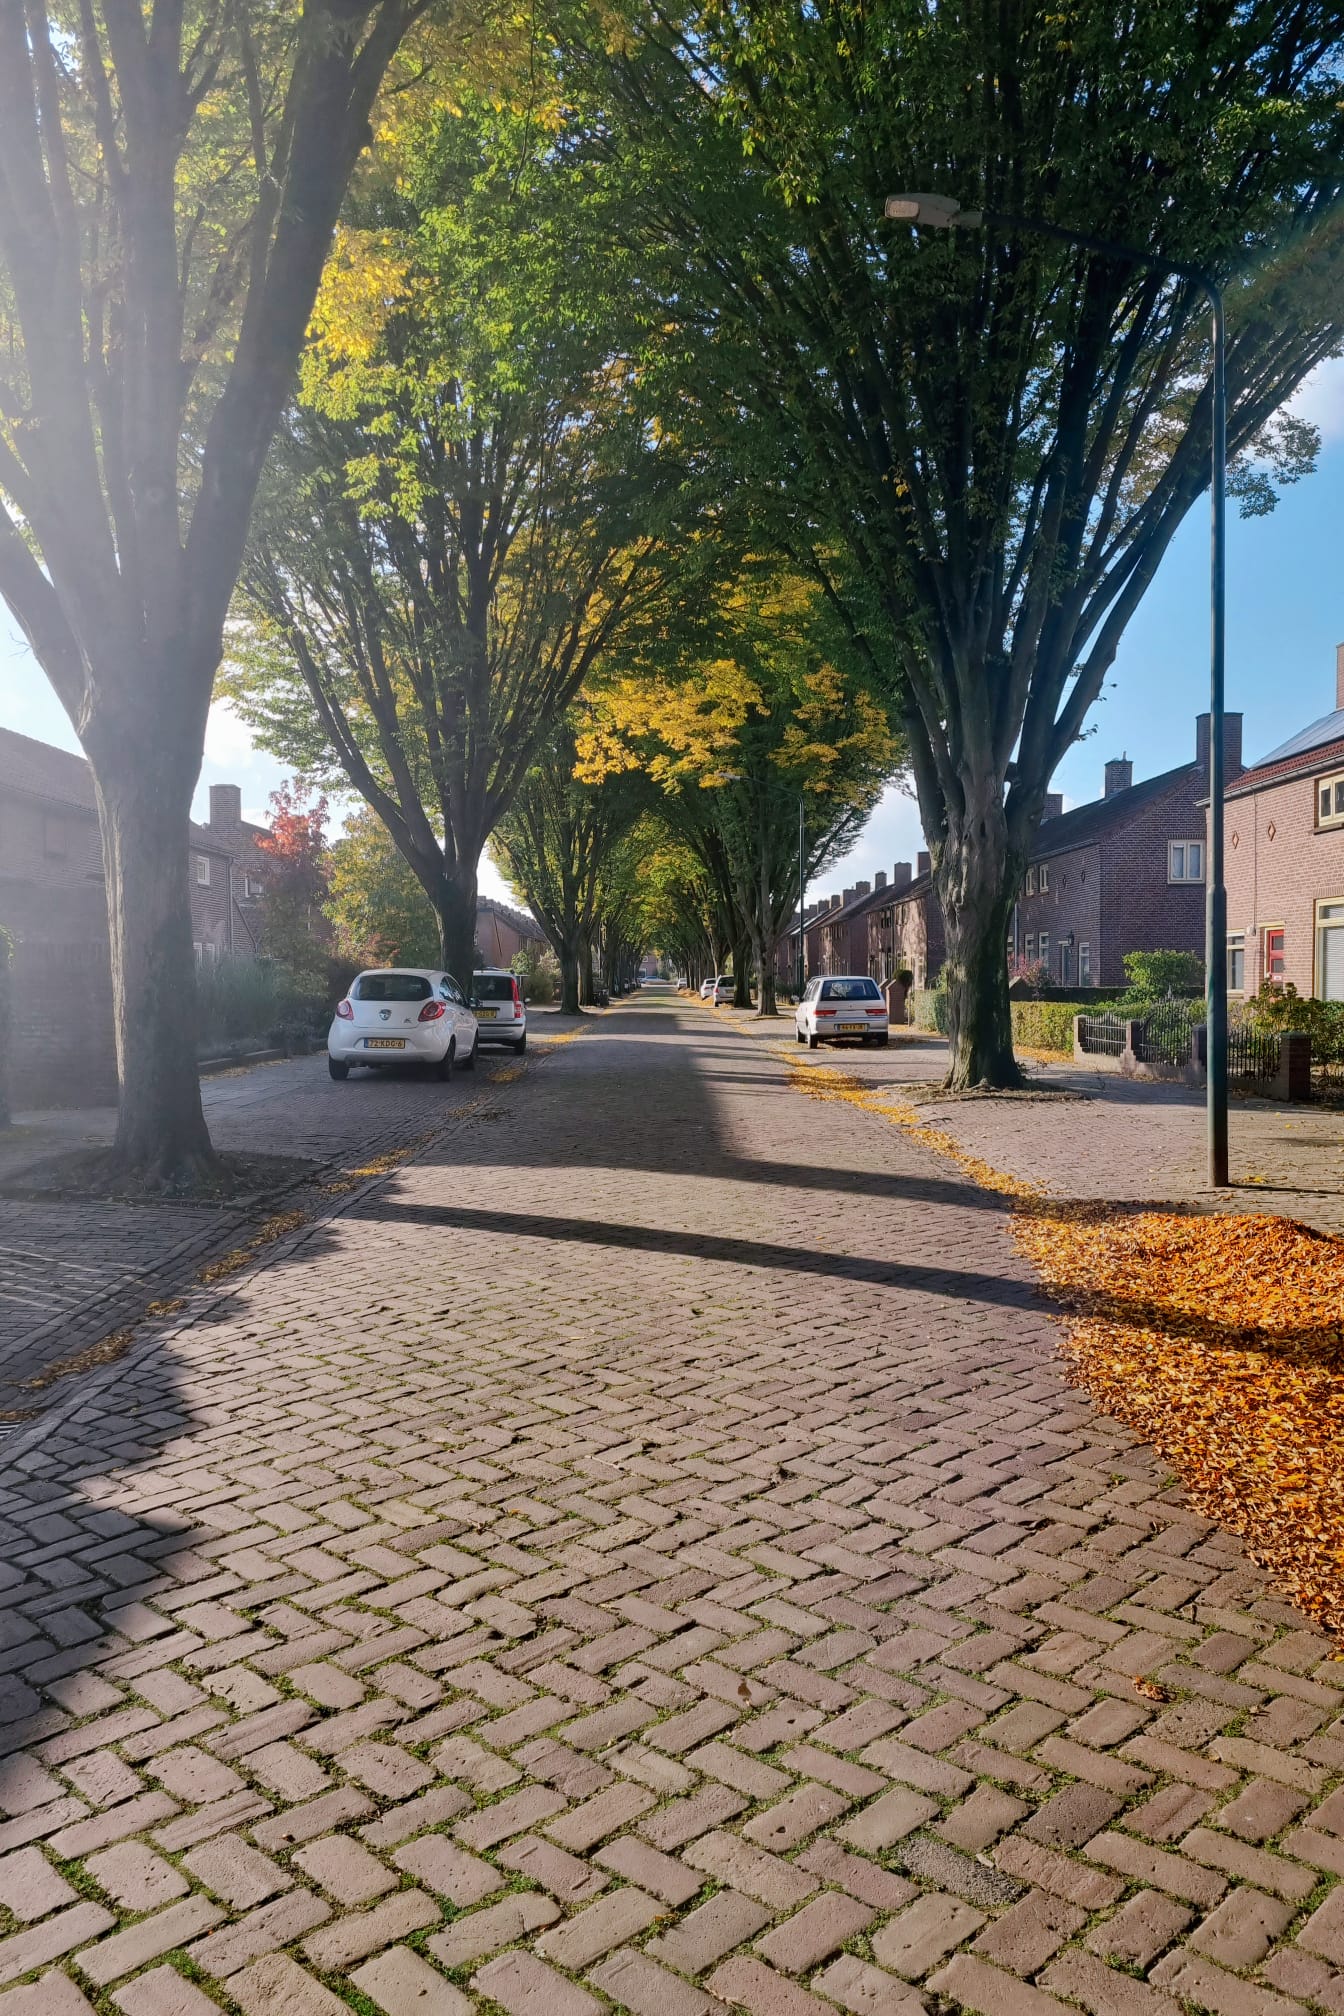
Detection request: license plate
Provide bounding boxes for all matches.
[477,1007,497,1018]
[364,1037,405,1050]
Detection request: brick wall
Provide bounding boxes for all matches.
[1098,775,1207,985]
[1017,842,1102,985]
[0,882,118,1108]
[1221,768,1344,997]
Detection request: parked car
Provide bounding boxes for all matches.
[328,969,478,1081]
[471,968,528,1053]
[711,975,737,1005]
[699,977,716,999]
[795,974,889,1048]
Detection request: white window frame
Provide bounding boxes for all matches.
[1037,931,1050,967]
[1079,941,1092,987]
[1168,840,1205,883]
[195,854,211,887]
[1315,900,1344,1002]
[1038,863,1050,893]
[1024,933,1034,962]
[1318,771,1344,830]
[1226,932,1246,995]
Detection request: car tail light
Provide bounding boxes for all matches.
[418,1001,446,1021]
[335,999,353,1020]
[816,1007,837,1017]
[866,1007,886,1016]
[511,977,522,1013]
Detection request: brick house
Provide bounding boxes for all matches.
[1015,711,1241,988]
[867,856,945,990]
[1217,646,1344,1001]
[476,894,548,969]
[0,727,266,1102]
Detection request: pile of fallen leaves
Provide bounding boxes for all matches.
[1015,1202,1344,1638]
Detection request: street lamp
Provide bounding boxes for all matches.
[884,193,1229,1188]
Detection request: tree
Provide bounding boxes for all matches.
[495,724,641,1013]
[227,87,702,988]
[578,564,897,1014]
[0,0,430,1178]
[255,783,331,987]
[328,808,441,968]
[585,0,1344,1083]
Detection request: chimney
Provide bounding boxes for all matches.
[890,861,912,892]
[917,850,931,879]
[1195,711,1243,777]
[1042,792,1063,821]
[854,880,870,897]
[1103,756,1132,799]
[874,870,887,890]
[1337,641,1344,711]
[831,893,843,910]
[209,783,242,829]
[842,886,856,904]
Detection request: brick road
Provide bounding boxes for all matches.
[2,991,1343,2016]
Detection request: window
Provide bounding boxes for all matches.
[192,941,203,966]
[354,972,432,1002]
[1318,771,1344,828]
[1039,863,1050,894]
[201,941,218,965]
[1226,934,1245,994]
[1079,941,1092,987]
[1264,926,1285,986]
[244,873,262,898]
[195,854,211,887]
[1024,934,1035,962]
[1317,903,1344,1002]
[42,816,67,859]
[1037,931,1050,967]
[1058,940,1070,984]
[1025,869,1036,896]
[820,977,882,1000]
[1169,840,1205,883]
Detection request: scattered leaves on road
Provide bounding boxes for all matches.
[780,1047,1344,1640]
[1016,1201,1344,1639]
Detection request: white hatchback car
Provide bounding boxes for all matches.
[796,974,889,1047]
[471,968,528,1053]
[328,968,478,1081]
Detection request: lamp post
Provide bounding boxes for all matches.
[797,796,806,1000]
[883,193,1229,1187]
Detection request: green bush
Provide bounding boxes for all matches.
[908,987,949,1033]
[1120,949,1204,1002]
[194,955,327,1054]
[1011,999,1090,1053]
[510,943,558,1006]
[1240,985,1344,1064]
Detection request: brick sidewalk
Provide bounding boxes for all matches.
[0,997,1342,2015]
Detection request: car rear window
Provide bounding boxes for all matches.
[355,973,432,1002]
[474,975,516,1001]
[820,978,881,1001]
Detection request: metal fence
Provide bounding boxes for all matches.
[1133,1002,1200,1068]
[1076,1014,1126,1057]
[1227,1021,1281,1083]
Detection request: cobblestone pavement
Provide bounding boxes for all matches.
[0,1031,578,1410]
[3,994,1344,2015]
[740,1015,1344,1234]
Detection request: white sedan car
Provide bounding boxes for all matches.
[796,974,889,1048]
[328,968,478,1081]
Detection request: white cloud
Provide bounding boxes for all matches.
[1289,355,1344,444]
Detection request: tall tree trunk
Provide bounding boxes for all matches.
[559,943,581,1014]
[732,932,752,1008]
[579,939,596,1006]
[754,932,779,1017]
[436,867,479,991]
[935,805,1023,1091]
[90,725,215,1180]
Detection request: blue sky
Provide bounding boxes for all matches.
[2,358,1341,905]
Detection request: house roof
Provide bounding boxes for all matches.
[1032,760,1200,859]
[0,725,237,856]
[478,894,545,938]
[0,725,98,813]
[1225,714,1344,802]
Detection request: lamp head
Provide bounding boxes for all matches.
[884,192,981,229]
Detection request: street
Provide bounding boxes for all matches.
[0,991,1341,2016]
